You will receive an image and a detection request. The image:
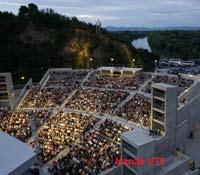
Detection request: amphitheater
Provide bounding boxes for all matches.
[1,66,200,175]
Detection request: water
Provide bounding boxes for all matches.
[132,37,152,52]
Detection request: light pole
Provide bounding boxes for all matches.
[132,58,136,67]
[110,58,114,66]
[154,60,158,73]
[89,58,93,68]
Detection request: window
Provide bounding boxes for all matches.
[124,71,133,76]
[152,121,165,133]
[0,84,7,91]
[153,99,165,111]
[122,140,137,155]
[101,70,110,75]
[113,71,121,76]
[153,89,165,98]
[0,92,9,100]
[0,76,6,83]
[153,111,165,123]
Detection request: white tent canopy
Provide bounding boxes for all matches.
[98,66,143,73]
[98,66,143,77]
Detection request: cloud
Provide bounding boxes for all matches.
[0,0,199,27]
[0,1,23,6]
[76,14,120,24]
[150,9,181,15]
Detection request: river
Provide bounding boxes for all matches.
[132,37,152,52]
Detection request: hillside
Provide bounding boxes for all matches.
[148,31,200,59]
[0,4,157,85]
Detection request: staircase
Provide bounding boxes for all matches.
[114,92,136,114]
[138,75,153,93]
[80,69,94,87]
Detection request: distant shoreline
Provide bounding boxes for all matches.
[106,26,200,32]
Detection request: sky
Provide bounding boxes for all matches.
[0,0,200,27]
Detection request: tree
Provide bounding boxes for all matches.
[28,3,39,17]
[18,6,29,17]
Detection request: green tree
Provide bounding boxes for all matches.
[18,6,29,17]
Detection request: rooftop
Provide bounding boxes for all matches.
[152,82,178,89]
[98,66,143,72]
[122,127,156,146]
[0,131,37,175]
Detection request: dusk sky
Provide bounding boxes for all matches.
[0,0,200,27]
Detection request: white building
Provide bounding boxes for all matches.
[0,131,37,175]
[120,83,200,175]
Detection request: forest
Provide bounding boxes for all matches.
[0,3,157,85]
[148,30,200,59]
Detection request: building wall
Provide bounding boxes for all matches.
[165,86,178,150]
[179,82,200,103]
[138,141,155,175]
[176,95,200,149]
[175,119,188,150]
[9,154,37,175]
[177,95,200,129]
[156,135,172,155]
[159,158,190,175]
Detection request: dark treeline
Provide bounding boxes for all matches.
[148,30,200,59]
[0,3,157,85]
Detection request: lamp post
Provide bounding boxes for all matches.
[132,58,136,67]
[110,58,114,66]
[154,60,158,73]
[21,76,25,80]
[89,58,93,68]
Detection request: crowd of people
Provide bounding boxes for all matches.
[83,73,146,90]
[0,110,51,142]
[116,94,151,127]
[34,112,100,162]
[49,119,131,175]
[2,68,197,174]
[98,119,131,144]
[65,88,129,114]
[0,111,3,117]
[21,71,90,109]
[21,86,73,108]
[45,71,88,87]
[142,75,194,94]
